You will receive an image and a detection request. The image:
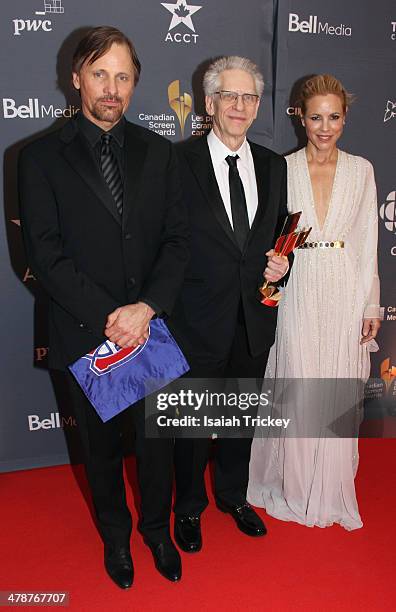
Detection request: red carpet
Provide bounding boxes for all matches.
[1,439,395,611]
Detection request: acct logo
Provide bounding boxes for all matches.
[12,0,65,36]
[2,98,79,119]
[28,412,76,431]
[288,13,352,37]
[161,0,202,44]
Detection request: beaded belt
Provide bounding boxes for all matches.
[298,240,344,249]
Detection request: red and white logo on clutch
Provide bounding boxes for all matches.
[83,335,150,376]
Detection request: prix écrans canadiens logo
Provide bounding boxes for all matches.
[84,335,149,376]
[161,0,202,44]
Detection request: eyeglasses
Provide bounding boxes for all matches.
[214,90,260,106]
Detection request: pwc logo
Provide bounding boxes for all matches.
[83,336,149,377]
[28,412,76,431]
[12,0,65,36]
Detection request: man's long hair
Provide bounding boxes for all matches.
[72,26,141,85]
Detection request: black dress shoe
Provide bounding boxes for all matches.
[174,515,202,553]
[147,540,182,582]
[104,545,134,589]
[216,501,267,537]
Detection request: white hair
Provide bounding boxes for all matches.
[203,56,264,97]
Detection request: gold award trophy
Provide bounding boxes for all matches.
[168,80,192,137]
[381,358,396,391]
[259,211,311,307]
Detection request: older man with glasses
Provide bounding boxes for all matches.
[168,56,291,553]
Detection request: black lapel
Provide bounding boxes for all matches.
[122,122,148,227]
[185,137,239,250]
[244,141,271,251]
[60,120,121,225]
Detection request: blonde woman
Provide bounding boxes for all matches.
[248,74,380,530]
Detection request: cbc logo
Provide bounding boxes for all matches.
[287,106,302,116]
[380,191,396,233]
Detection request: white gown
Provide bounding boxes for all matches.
[247,148,380,530]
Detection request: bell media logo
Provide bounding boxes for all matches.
[288,13,351,37]
[161,0,202,44]
[12,0,65,36]
[2,97,79,119]
[28,412,76,431]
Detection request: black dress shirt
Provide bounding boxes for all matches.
[76,111,125,180]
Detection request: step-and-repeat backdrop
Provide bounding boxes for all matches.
[1,0,395,471]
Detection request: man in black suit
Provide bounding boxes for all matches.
[168,56,290,553]
[19,27,188,588]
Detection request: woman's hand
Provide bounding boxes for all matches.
[360,318,381,344]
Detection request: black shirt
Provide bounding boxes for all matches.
[76,111,125,182]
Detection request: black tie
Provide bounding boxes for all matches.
[225,155,250,250]
[100,133,123,216]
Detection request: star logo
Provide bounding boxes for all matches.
[161,0,202,32]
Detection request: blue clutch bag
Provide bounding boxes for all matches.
[69,318,189,422]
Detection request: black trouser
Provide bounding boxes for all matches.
[66,372,174,547]
[174,307,270,517]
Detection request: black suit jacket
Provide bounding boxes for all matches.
[18,115,189,370]
[168,135,289,365]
